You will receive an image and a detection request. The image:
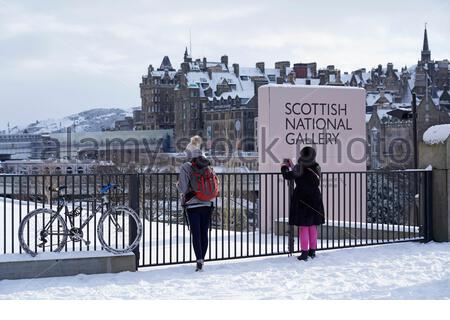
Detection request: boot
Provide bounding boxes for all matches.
[297,251,308,261]
[195,259,204,272]
[308,249,316,259]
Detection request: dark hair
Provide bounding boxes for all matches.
[298,146,316,166]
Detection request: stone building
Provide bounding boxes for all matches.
[0,134,52,160]
[366,27,450,169]
[416,96,450,140]
[137,48,325,153]
[366,108,414,169]
[318,65,344,86]
[114,116,134,131]
[139,56,177,130]
[412,26,450,99]
[174,54,279,152]
[135,27,449,160]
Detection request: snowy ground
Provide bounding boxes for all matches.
[1,242,450,299]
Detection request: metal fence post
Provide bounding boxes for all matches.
[423,170,433,242]
[287,180,294,255]
[128,174,140,270]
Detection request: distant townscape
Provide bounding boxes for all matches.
[1,26,449,174]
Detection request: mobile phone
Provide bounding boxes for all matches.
[283,158,292,168]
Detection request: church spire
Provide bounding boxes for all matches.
[184,46,188,62]
[423,23,429,51]
[421,23,431,63]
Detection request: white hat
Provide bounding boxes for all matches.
[185,135,203,158]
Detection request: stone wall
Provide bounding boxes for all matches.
[419,133,450,241]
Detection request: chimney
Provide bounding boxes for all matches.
[318,69,327,85]
[148,64,154,75]
[256,62,265,74]
[202,57,207,70]
[287,72,295,84]
[275,61,290,78]
[208,68,212,80]
[233,63,239,77]
[387,63,394,75]
[377,64,383,75]
[254,79,269,98]
[293,63,307,79]
[179,73,187,86]
[221,55,228,68]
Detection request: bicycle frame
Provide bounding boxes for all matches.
[43,194,111,234]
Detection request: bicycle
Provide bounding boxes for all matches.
[18,183,142,257]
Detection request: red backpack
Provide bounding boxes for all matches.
[190,157,219,201]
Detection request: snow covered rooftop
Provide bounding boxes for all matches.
[377,108,394,120]
[423,124,450,145]
[184,66,282,101]
[366,92,393,106]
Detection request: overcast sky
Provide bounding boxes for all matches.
[1,0,449,129]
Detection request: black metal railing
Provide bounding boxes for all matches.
[0,170,432,267]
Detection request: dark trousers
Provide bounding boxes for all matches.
[187,206,212,261]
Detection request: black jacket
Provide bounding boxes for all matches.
[281,162,325,227]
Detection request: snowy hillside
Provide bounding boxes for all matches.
[6,108,134,134]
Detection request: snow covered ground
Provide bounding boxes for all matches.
[1,242,449,299]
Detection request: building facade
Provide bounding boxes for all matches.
[139,56,177,130]
[366,27,450,169]
[136,48,327,152]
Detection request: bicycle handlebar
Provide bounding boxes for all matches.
[100,183,123,194]
[48,183,122,195]
[48,185,67,193]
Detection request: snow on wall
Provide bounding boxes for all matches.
[423,124,450,145]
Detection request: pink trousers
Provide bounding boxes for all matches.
[299,226,317,251]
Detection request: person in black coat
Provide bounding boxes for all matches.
[281,146,325,261]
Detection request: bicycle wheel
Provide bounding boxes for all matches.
[18,208,68,257]
[97,205,142,254]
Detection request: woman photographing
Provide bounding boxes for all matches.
[281,146,325,261]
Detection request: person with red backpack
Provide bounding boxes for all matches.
[177,136,219,272]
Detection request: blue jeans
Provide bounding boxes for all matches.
[187,206,212,261]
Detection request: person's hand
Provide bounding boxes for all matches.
[282,158,293,169]
[287,159,293,168]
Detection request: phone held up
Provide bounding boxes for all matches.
[282,158,293,169]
